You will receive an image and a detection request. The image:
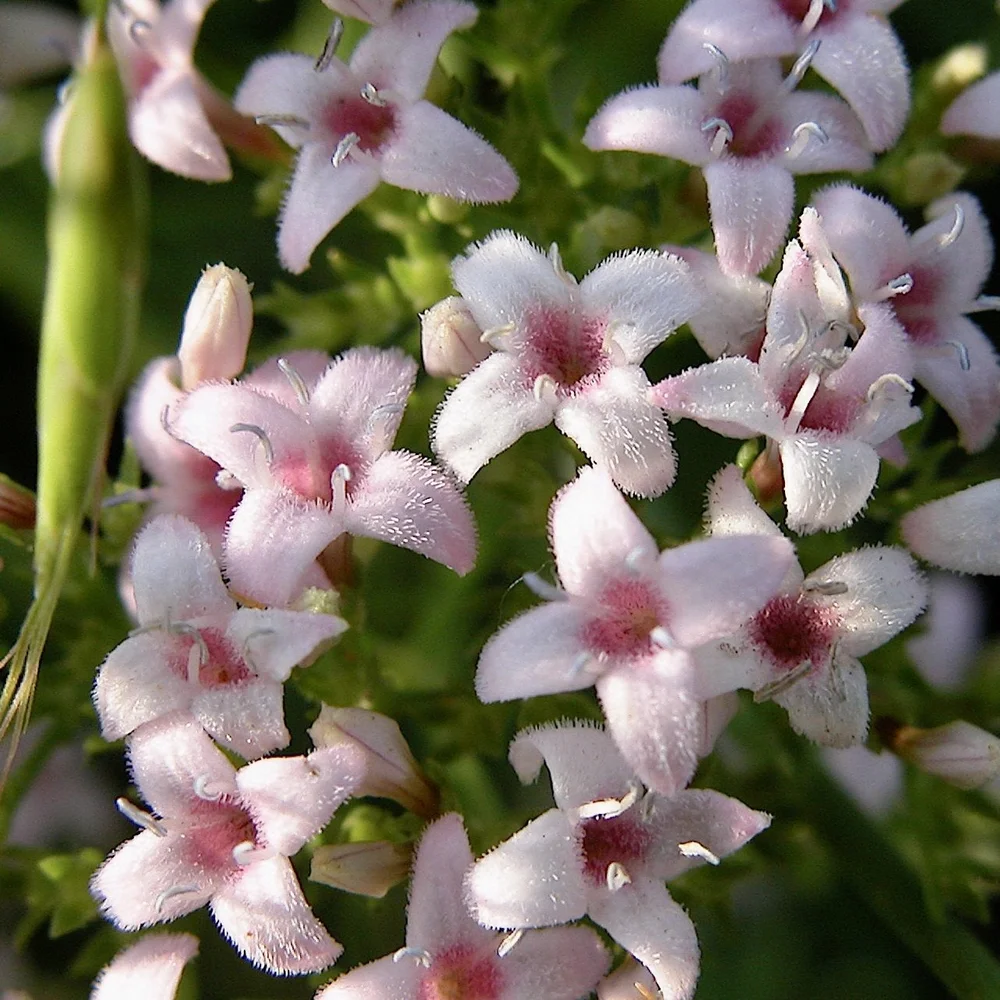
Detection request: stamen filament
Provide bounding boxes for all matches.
[533,373,558,403]
[800,0,835,36]
[548,243,577,285]
[332,132,360,167]
[938,203,965,248]
[277,357,311,405]
[678,840,721,865]
[754,659,813,702]
[784,369,821,434]
[497,929,523,957]
[521,571,566,602]
[315,18,344,72]
[233,841,274,866]
[116,797,167,837]
[155,884,201,914]
[866,372,914,403]
[943,340,971,371]
[784,120,827,159]
[480,322,515,344]
[967,295,1000,313]
[330,464,352,520]
[701,117,733,157]
[393,947,433,967]
[254,113,310,130]
[230,422,275,464]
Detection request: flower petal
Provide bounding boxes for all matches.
[941,71,1000,139]
[775,92,872,174]
[91,933,198,1000]
[211,856,341,974]
[380,100,518,203]
[193,679,290,759]
[555,366,677,498]
[704,464,786,540]
[502,926,611,1000]
[314,954,421,999]
[227,608,346,682]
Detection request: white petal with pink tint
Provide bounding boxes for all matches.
[555,366,676,497]
[704,464,785,541]
[776,92,872,174]
[941,71,1000,138]
[194,680,289,759]
[91,932,198,1000]
[315,955,420,998]
[211,856,341,974]
[226,608,345,682]
[502,926,611,1000]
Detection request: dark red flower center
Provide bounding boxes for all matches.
[581,577,668,659]
[580,814,652,886]
[325,94,398,154]
[715,92,784,160]
[182,797,260,872]
[522,306,609,391]
[171,627,253,689]
[776,0,846,29]
[419,943,503,1000]
[749,593,837,672]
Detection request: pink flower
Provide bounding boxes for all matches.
[941,70,1000,140]
[172,347,477,607]
[468,722,770,1000]
[657,0,910,150]
[94,515,347,758]
[432,233,702,497]
[315,812,609,1000]
[807,184,1000,452]
[91,716,365,974]
[91,933,197,1000]
[234,1,518,272]
[320,0,399,24]
[475,466,794,794]
[694,466,927,746]
[584,57,871,275]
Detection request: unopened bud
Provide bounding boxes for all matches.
[420,296,491,378]
[0,474,36,530]
[177,264,253,390]
[890,720,1000,790]
[309,706,439,817]
[933,43,988,94]
[598,957,661,999]
[310,840,411,897]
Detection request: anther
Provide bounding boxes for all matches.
[636,986,657,1000]
[331,463,352,520]
[800,0,835,36]
[241,628,276,666]
[127,18,153,46]
[216,470,242,490]
[254,113,310,130]
[155,884,201,914]
[360,82,387,107]
[480,322,515,344]
[368,402,405,451]
[702,42,730,89]
[315,17,344,72]
[393,947,433,967]
[332,132,360,167]
[578,782,641,820]
[522,571,566,602]
[701,117,733,157]
[784,369,821,434]
[548,243,577,285]
[233,841,272,866]
[606,862,632,892]
[872,273,914,301]
[116,797,167,837]
[533,373,558,403]
[678,840,721,865]
[570,651,593,677]
[944,340,971,371]
[102,487,160,508]
[193,775,226,801]
[866,372,914,402]
[497,929,523,957]
[230,422,275,464]
[650,626,675,650]
[277,357,311,406]
[754,660,813,702]
[803,580,848,596]
[784,39,821,92]
[784,121,827,159]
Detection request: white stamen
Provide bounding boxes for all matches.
[601,323,628,366]
[639,789,657,821]
[101,487,160,508]
[116,797,167,837]
[232,841,273,866]
[678,840,721,865]
[578,781,641,820]
[215,470,242,490]
[800,0,835,36]
[522,571,566,602]
[367,403,404,451]
[866,372,914,403]
[606,862,632,892]
[254,113,310,130]
[480,322,515,344]
[967,295,1000,313]
[315,17,344,71]
[497,929,523,957]
[241,628,276,668]
[230,422,275,464]
[127,17,153,45]
[331,463,352,520]
[277,357,311,405]
[650,626,675,650]
[871,273,913,301]
[701,117,733,157]
[702,42,730,89]
[548,243,577,285]
[360,82,387,106]
[784,120,827,159]
[186,643,202,686]
[754,660,813,702]
[155,884,201,914]
[332,132,360,167]
[803,579,848,596]
[783,39,821,92]
[193,775,226,801]
[533,373,558,403]
[937,202,965,248]
[943,340,972,371]
[393,947,433,967]
[784,369,821,434]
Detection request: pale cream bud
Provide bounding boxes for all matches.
[177,264,253,390]
[933,43,988,93]
[420,296,491,378]
[598,957,661,999]
[310,840,411,898]
[894,720,1000,790]
[309,706,439,817]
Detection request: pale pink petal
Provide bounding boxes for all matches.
[406,814,486,952]
[91,932,198,1000]
[901,480,1000,576]
[211,856,341,974]
[346,451,477,575]
[379,101,518,203]
[580,250,702,363]
[158,0,217,58]
[704,464,786,541]
[811,184,912,299]
[131,515,233,625]
[349,0,478,102]
[596,654,704,796]
[813,14,910,151]
[129,70,231,181]
[551,466,658,596]
[652,357,784,439]
[451,231,573,341]
[94,633,193,741]
[824,304,914,399]
[656,0,795,83]
[822,744,902,818]
[244,350,333,408]
[760,240,829,371]
[508,721,635,813]
[501,926,610,1000]
[278,145,380,274]
[554,366,676,497]
[704,158,794,276]
[226,608,346,682]
[598,958,659,1000]
[779,432,880,533]
[193,680,290,759]
[806,546,926,656]
[774,649,870,746]
[582,84,710,165]
[642,788,771,880]
[308,347,417,458]
[237,745,364,856]
[467,810,588,929]
[0,1,79,87]
[321,0,397,25]
[658,534,795,647]
[432,352,555,482]
[475,602,595,703]
[314,955,421,999]
[224,489,340,607]
[913,315,1000,452]
[691,638,773,700]
[777,92,872,174]
[588,879,700,1000]
[941,71,1000,138]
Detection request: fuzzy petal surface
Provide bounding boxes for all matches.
[941,71,1000,138]
[775,92,872,174]
[501,927,610,1000]
[91,932,198,1000]
[193,680,290,759]
[704,464,785,541]
[315,956,420,1000]
[226,608,346,683]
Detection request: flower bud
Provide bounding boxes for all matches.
[420,296,491,378]
[309,705,439,817]
[891,720,1000,790]
[933,43,988,94]
[310,840,411,898]
[177,264,253,390]
[598,957,660,1000]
